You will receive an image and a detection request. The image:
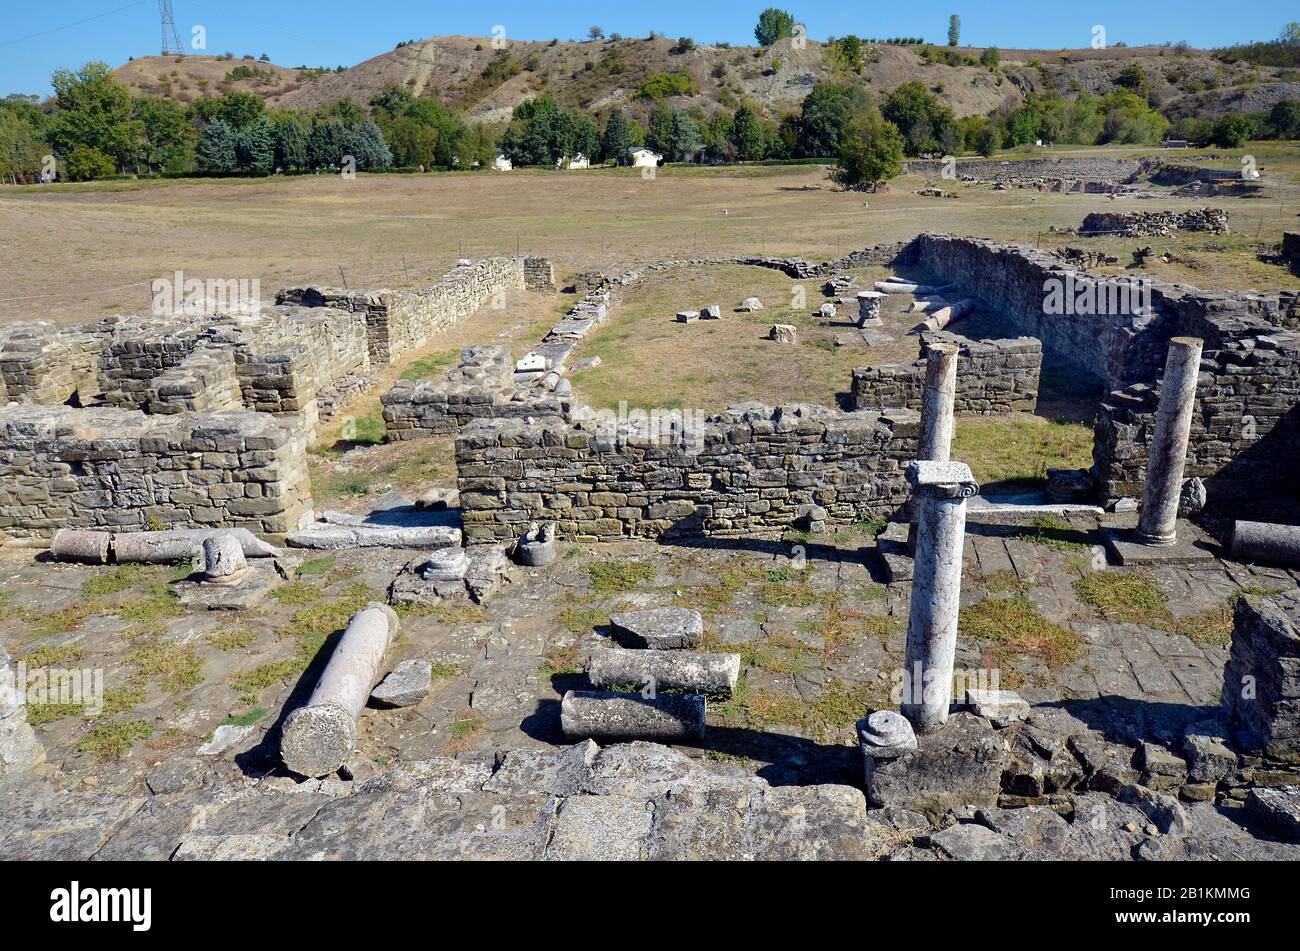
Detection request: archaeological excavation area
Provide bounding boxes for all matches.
[2,224,1300,863]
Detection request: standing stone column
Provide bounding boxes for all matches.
[906,342,961,556]
[918,342,959,463]
[1136,337,1204,546]
[901,460,979,734]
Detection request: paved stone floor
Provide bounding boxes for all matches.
[2,508,1295,796]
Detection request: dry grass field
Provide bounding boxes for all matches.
[2,143,1297,326]
[2,143,1296,506]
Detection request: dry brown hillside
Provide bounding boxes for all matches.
[118,36,1293,125]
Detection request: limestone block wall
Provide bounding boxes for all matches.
[0,406,313,537]
[851,332,1042,416]
[278,257,538,365]
[1223,592,1300,763]
[147,347,244,415]
[0,323,100,406]
[382,346,568,439]
[455,403,919,544]
[905,233,1278,389]
[1093,329,1300,514]
[906,156,1143,183]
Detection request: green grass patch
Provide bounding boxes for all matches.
[126,641,204,694]
[961,595,1084,675]
[399,350,457,381]
[586,559,656,594]
[979,569,1031,595]
[271,581,323,605]
[1014,515,1091,553]
[79,720,154,759]
[209,627,257,651]
[230,660,302,703]
[83,564,151,597]
[23,644,84,667]
[539,643,583,678]
[219,707,266,728]
[295,556,336,579]
[953,416,1093,491]
[1073,571,1173,627]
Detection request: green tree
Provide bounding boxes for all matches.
[236,116,276,174]
[271,112,309,170]
[307,118,352,170]
[1267,99,1300,138]
[1003,103,1042,147]
[195,119,238,172]
[385,116,438,167]
[948,15,960,47]
[1211,113,1253,147]
[351,118,393,170]
[730,104,766,160]
[601,108,633,163]
[369,83,414,120]
[754,8,795,47]
[134,97,194,172]
[321,98,365,125]
[0,108,47,182]
[882,81,955,155]
[797,82,871,157]
[980,46,1000,68]
[64,145,115,181]
[1098,89,1168,144]
[832,110,904,188]
[1116,64,1146,91]
[48,61,141,170]
[974,121,1001,156]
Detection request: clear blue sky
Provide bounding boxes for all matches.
[2,0,1295,97]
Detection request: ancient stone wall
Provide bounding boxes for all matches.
[906,157,1143,183]
[1079,208,1228,237]
[382,346,569,439]
[0,323,102,406]
[851,332,1042,416]
[455,403,919,544]
[905,233,1277,389]
[278,257,534,365]
[1093,328,1300,514]
[0,406,312,538]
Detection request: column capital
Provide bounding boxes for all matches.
[905,460,979,499]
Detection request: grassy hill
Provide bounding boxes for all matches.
[114,36,1297,126]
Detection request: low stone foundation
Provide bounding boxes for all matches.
[1224,593,1300,764]
[1079,208,1228,237]
[851,332,1042,416]
[382,346,570,440]
[0,406,312,537]
[456,402,919,543]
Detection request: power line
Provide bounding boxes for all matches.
[0,0,153,50]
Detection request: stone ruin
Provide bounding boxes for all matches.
[1079,207,1229,237]
[0,256,554,538]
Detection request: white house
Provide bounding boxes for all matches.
[628,147,662,168]
[557,153,591,170]
[492,154,513,172]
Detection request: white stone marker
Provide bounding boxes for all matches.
[201,532,248,585]
[1136,337,1204,546]
[280,602,399,777]
[900,460,979,734]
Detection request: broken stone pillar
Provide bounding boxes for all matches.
[111,528,281,562]
[588,646,740,697]
[280,603,399,777]
[857,291,886,328]
[561,690,705,741]
[1230,521,1300,569]
[49,529,112,564]
[201,533,248,586]
[900,460,979,734]
[1136,337,1204,546]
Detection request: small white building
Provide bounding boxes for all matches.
[628,147,663,168]
[492,154,513,172]
[557,153,591,170]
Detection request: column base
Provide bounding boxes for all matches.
[1101,524,1216,566]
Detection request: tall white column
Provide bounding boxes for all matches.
[1136,337,1204,546]
[901,460,979,734]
